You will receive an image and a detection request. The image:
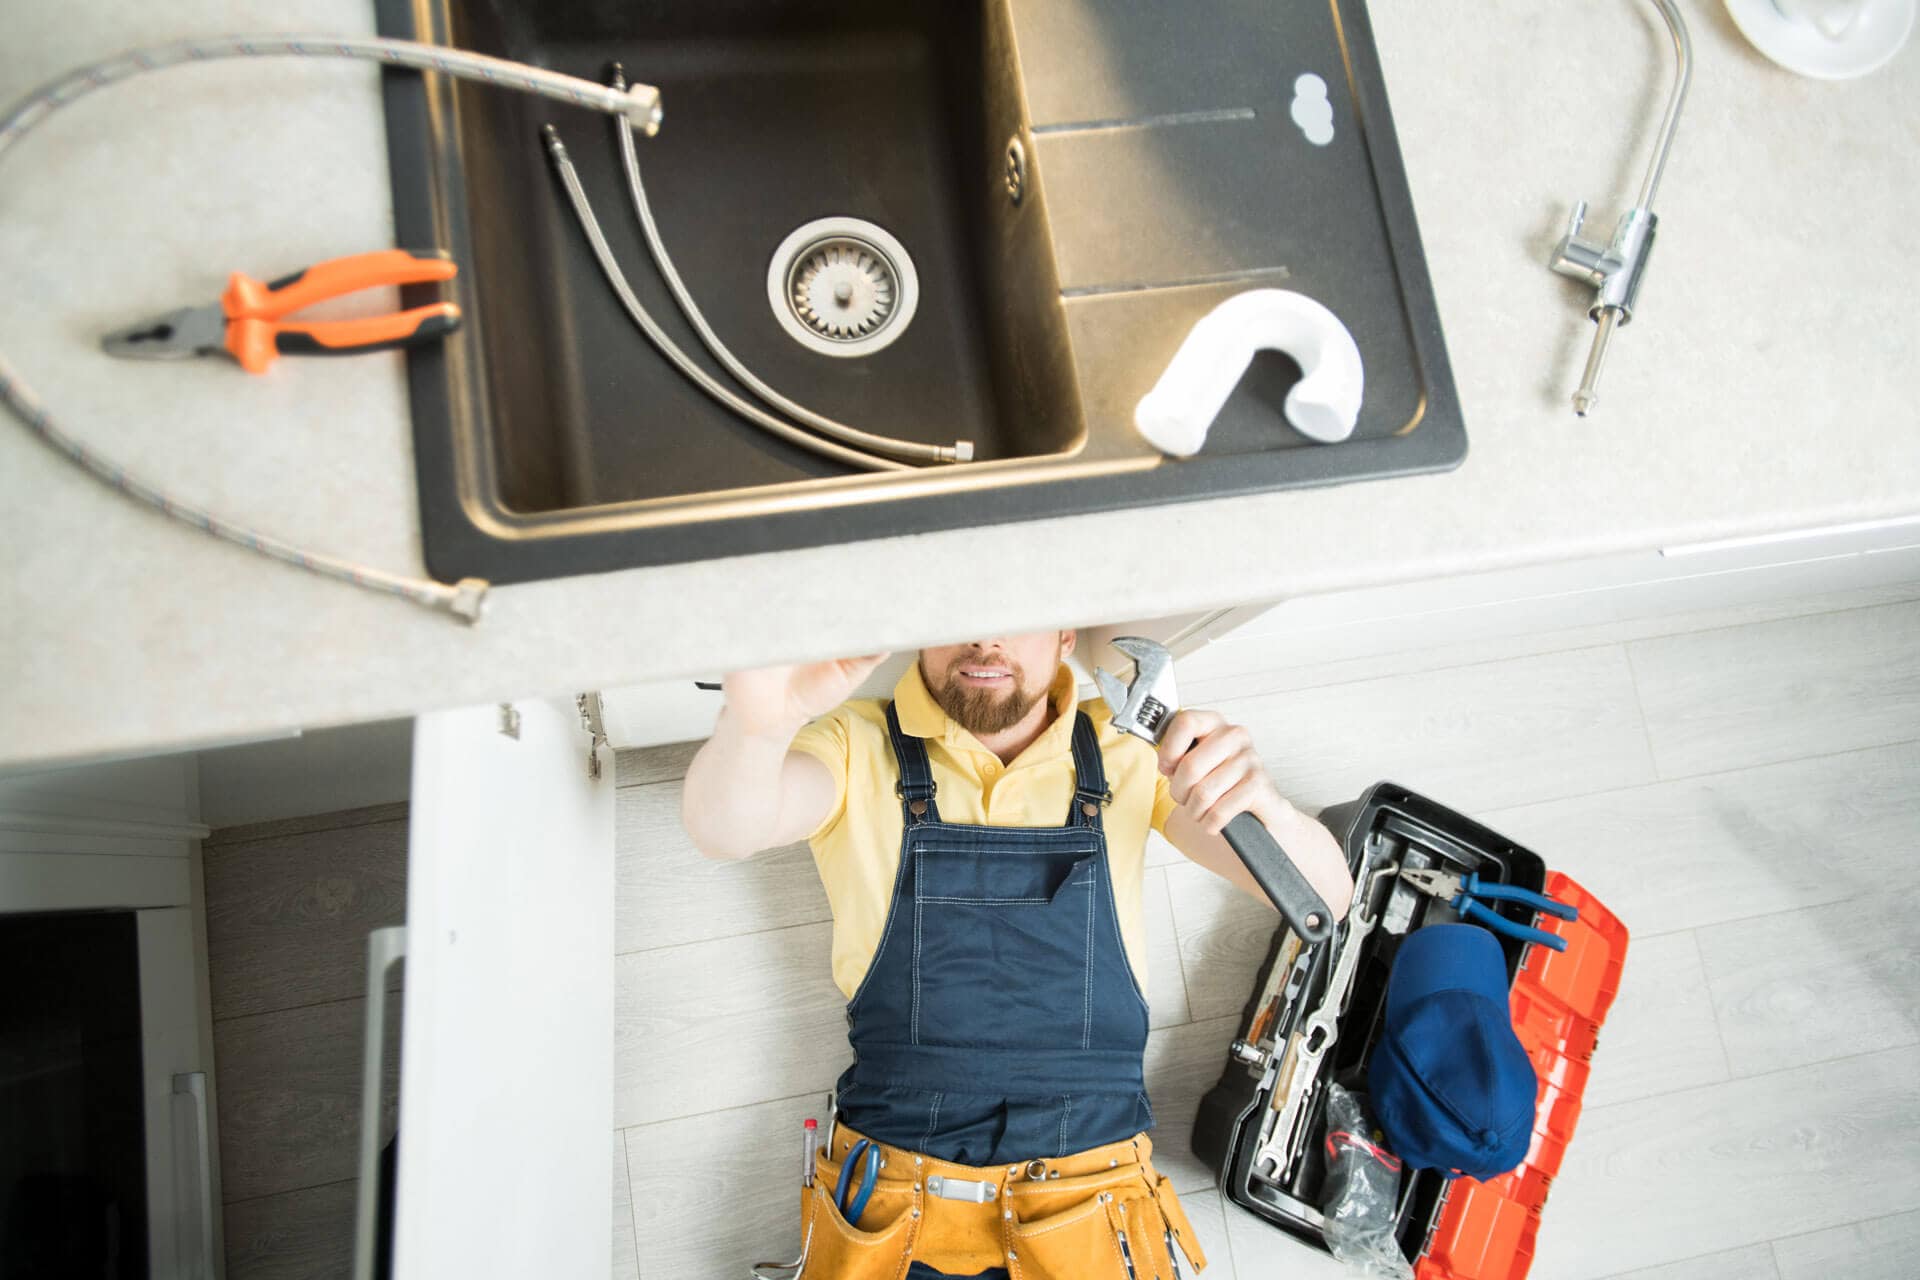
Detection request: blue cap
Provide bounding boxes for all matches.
[1368,924,1536,1180]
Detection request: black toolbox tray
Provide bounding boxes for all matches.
[1190,781,1551,1262]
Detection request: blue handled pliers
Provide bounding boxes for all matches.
[1400,868,1578,951]
[833,1139,882,1226]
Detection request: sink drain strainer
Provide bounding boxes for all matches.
[767,217,918,358]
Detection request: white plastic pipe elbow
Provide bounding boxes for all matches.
[1133,289,1365,456]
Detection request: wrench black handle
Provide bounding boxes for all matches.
[1222,811,1335,945]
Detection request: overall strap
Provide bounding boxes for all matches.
[883,701,940,825]
[1068,711,1112,829]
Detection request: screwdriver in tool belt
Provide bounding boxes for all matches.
[801,1118,818,1187]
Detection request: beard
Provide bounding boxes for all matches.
[922,650,1054,735]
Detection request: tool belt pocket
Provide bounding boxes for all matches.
[797,1171,919,1280]
[1146,1169,1207,1275]
[1005,1167,1203,1280]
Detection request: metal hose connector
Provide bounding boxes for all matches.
[0,36,666,621]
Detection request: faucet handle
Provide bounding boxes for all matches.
[1564,200,1589,241]
[1551,199,1609,283]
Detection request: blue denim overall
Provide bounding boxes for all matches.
[835,703,1154,1176]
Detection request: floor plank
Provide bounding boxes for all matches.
[1589,1243,1780,1280]
[1175,1186,1238,1280]
[613,1130,639,1280]
[1697,888,1920,1078]
[1529,1048,1920,1279]
[202,816,407,1019]
[1770,1208,1920,1280]
[1166,862,1278,1025]
[1580,930,1730,1110]
[1207,645,1657,815]
[1142,866,1193,1028]
[614,923,847,1130]
[1147,827,1184,869]
[221,1179,357,1280]
[615,780,827,955]
[212,994,400,1204]
[1180,582,1920,708]
[1220,1198,1354,1280]
[621,1095,824,1280]
[1627,601,1920,778]
[1143,1015,1243,1195]
[615,740,702,787]
[1480,740,1920,938]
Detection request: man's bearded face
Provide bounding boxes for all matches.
[919,632,1072,736]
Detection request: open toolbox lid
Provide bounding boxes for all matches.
[1189,783,1631,1280]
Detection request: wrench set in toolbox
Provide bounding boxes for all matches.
[1189,782,1631,1280]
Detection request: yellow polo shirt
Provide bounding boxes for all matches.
[790,662,1180,1000]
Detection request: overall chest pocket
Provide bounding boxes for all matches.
[911,847,1100,1049]
[915,846,1097,906]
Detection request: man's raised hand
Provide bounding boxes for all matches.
[722,653,892,738]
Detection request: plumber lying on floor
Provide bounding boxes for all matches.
[682,630,1355,1279]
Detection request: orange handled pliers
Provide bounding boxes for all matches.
[103,248,460,374]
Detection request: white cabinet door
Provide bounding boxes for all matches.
[390,698,614,1277]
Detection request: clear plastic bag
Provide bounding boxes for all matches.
[1320,1083,1414,1279]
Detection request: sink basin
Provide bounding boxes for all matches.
[377,0,1466,584]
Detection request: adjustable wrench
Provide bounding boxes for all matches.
[1248,859,1395,1181]
[1097,636,1334,946]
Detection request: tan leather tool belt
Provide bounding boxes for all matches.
[793,1121,1208,1279]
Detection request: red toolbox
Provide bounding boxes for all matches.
[1190,783,1629,1277]
[1416,873,1627,1279]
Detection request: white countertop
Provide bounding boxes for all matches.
[3,0,1917,770]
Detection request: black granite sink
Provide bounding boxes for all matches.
[378,0,1465,585]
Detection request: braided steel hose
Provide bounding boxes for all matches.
[0,36,665,623]
[604,65,972,466]
[541,125,911,474]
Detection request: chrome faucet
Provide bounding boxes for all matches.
[1550,0,1692,416]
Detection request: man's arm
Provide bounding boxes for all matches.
[680,655,887,861]
[1154,709,1355,920]
[1162,799,1354,920]
[681,708,838,861]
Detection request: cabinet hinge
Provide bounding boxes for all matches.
[577,692,609,781]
